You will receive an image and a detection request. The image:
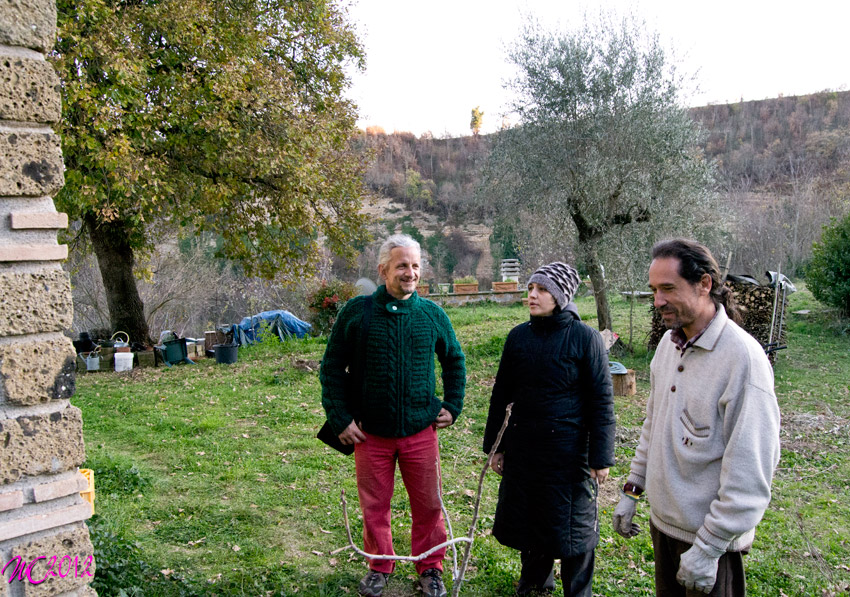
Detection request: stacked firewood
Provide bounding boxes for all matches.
[648,282,788,360]
[729,281,789,353]
[648,305,667,350]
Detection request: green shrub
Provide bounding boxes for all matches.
[306,279,357,335]
[806,213,850,315]
[399,218,424,245]
[88,516,199,596]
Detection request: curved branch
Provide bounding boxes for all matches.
[452,402,513,596]
[328,403,513,596]
[332,489,472,561]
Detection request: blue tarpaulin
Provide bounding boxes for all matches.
[221,310,312,346]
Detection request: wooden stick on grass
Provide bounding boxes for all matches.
[332,490,472,560]
[331,403,513,596]
[437,458,460,580]
[451,402,512,597]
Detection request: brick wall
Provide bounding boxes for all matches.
[1,0,96,594]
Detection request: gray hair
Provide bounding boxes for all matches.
[378,234,421,268]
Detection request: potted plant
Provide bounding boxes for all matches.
[453,276,479,294]
[492,280,519,292]
[417,283,430,297]
[521,289,529,307]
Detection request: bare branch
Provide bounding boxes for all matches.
[451,402,513,596]
[328,403,513,596]
[437,459,460,580]
[333,489,472,561]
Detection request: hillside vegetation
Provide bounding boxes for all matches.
[361,92,850,218]
[355,91,850,279]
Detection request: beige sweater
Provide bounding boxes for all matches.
[628,306,781,553]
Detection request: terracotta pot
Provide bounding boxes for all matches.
[453,283,479,294]
[492,281,518,292]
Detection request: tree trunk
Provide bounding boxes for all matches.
[85,214,152,345]
[581,239,613,332]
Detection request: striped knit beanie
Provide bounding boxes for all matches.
[527,262,581,310]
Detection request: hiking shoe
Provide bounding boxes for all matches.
[418,568,447,597]
[359,570,389,597]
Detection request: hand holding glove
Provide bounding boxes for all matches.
[676,535,725,594]
[612,492,641,538]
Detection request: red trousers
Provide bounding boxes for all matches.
[354,426,446,574]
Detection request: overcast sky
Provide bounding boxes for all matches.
[344,0,849,137]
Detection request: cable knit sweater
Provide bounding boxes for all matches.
[320,285,466,438]
[627,305,780,553]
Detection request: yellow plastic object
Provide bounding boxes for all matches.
[79,468,95,514]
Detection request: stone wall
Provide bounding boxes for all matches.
[427,289,523,308]
[1,0,96,594]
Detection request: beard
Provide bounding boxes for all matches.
[659,306,691,330]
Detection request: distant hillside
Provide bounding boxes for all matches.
[355,90,850,279]
[358,91,850,216]
[355,129,492,222]
[352,129,497,283]
[691,91,850,188]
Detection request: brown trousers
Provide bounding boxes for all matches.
[650,521,746,597]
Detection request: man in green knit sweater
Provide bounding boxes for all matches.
[320,234,466,597]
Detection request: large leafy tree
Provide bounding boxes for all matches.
[52,0,368,343]
[486,13,715,331]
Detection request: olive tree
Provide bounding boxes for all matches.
[485,13,716,331]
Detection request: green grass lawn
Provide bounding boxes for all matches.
[74,287,850,596]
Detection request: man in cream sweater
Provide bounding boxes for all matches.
[613,239,780,596]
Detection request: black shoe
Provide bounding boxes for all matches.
[359,570,390,597]
[418,568,447,597]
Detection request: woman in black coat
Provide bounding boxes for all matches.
[483,262,615,597]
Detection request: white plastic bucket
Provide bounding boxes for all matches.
[114,352,134,372]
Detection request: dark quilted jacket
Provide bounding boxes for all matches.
[483,309,615,557]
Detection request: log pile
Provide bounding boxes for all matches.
[648,282,788,362]
[729,281,788,355]
[648,304,666,350]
